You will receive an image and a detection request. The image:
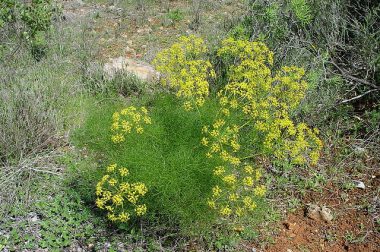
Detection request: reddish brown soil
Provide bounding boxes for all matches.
[262,175,380,252]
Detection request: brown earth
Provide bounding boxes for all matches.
[261,176,380,252]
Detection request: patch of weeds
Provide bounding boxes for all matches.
[341,181,356,191]
[0,174,100,251]
[324,230,338,243]
[288,197,301,212]
[344,223,367,244]
[83,71,151,97]
[167,9,184,23]
[302,171,327,192]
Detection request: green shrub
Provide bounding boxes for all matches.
[73,36,321,236]
[0,0,16,28]
[167,8,184,22]
[0,0,56,60]
[73,94,224,233]
[290,0,313,26]
[233,0,379,141]
[20,0,55,60]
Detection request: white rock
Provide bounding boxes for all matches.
[320,206,333,223]
[103,56,160,82]
[353,180,365,189]
[305,204,321,220]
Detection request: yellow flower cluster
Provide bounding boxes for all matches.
[216,37,322,165]
[197,37,322,219]
[95,163,148,223]
[111,106,151,143]
[153,35,216,111]
[201,121,241,165]
[208,164,265,218]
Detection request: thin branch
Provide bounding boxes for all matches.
[329,60,379,89]
[338,89,380,104]
[29,168,62,176]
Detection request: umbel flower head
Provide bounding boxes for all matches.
[95,163,148,223]
[153,35,216,111]
[111,106,152,143]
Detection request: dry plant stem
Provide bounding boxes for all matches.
[330,60,379,89]
[339,89,380,104]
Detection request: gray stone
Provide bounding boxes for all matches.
[103,56,160,82]
[305,204,321,220]
[320,206,333,223]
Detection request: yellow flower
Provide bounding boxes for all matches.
[132,113,141,123]
[230,99,238,109]
[143,116,152,124]
[119,182,131,192]
[135,204,147,216]
[220,150,229,161]
[118,212,130,222]
[212,186,222,197]
[133,182,148,196]
[228,193,238,201]
[141,107,148,114]
[112,112,120,121]
[213,166,225,176]
[112,194,123,206]
[101,175,109,183]
[111,122,119,131]
[153,35,213,109]
[221,108,230,116]
[254,185,266,197]
[121,120,132,133]
[108,178,117,186]
[223,174,237,186]
[243,176,254,187]
[210,143,220,153]
[210,130,219,137]
[95,198,105,209]
[243,196,252,206]
[127,192,138,204]
[96,182,103,196]
[201,137,209,146]
[107,164,117,173]
[107,213,118,222]
[102,191,112,201]
[196,97,205,106]
[219,96,228,106]
[244,165,253,174]
[213,119,225,129]
[111,134,125,143]
[229,157,241,166]
[220,206,232,216]
[230,139,240,152]
[136,126,144,134]
[119,167,129,177]
[207,199,216,209]
[183,101,193,111]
